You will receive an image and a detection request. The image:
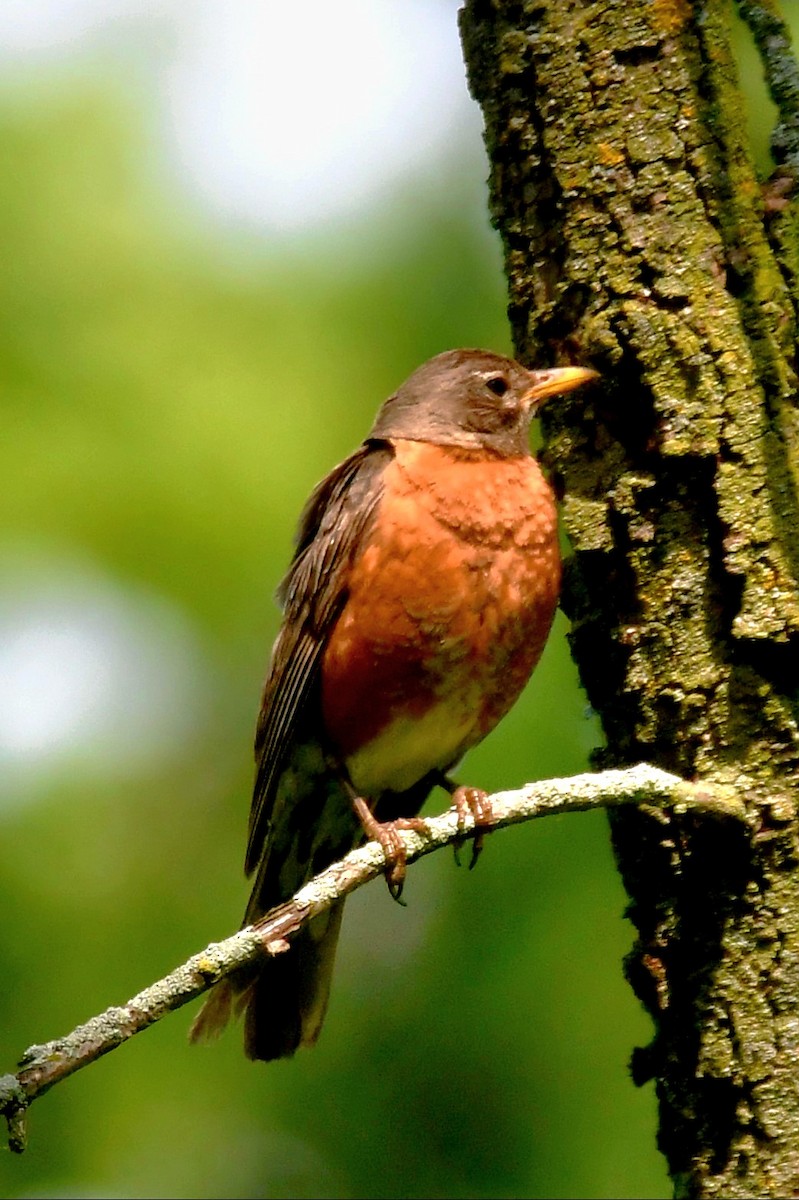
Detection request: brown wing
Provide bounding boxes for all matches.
[244,440,393,876]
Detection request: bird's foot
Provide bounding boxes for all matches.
[351,795,428,903]
[437,775,493,868]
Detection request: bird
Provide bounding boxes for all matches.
[190,347,596,1061]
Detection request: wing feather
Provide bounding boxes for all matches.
[244,441,392,876]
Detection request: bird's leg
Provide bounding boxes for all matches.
[435,773,493,869]
[349,793,429,903]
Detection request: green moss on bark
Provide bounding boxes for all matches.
[461,0,799,1194]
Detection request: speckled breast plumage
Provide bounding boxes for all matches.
[321,438,561,797]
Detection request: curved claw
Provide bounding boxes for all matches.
[451,785,493,869]
[351,795,428,904]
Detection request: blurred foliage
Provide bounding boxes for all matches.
[1,5,785,1194]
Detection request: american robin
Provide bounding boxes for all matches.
[190,348,596,1061]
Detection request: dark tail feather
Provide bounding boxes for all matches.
[189,901,345,1061]
[189,975,240,1044]
[244,901,345,1061]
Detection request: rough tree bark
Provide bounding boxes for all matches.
[460,1,799,1196]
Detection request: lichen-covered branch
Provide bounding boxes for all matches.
[0,765,741,1156]
[736,0,799,167]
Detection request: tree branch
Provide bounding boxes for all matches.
[0,764,746,1154]
[736,0,799,168]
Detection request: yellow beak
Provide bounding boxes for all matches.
[521,365,599,411]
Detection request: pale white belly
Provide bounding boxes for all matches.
[344,695,477,796]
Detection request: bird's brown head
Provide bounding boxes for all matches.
[368,348,597,457]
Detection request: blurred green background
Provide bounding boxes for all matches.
[0,2,780,1198]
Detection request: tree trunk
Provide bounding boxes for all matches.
[460,1,799,1195]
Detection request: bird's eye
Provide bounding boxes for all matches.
[485,375,509,397]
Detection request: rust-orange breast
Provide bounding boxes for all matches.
[321,439,560,796]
